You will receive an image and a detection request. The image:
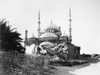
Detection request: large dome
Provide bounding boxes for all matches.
[40,32,58,38]
[46,23,59,31]
[40,41,54,46]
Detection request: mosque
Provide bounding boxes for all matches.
[24,9,80,59]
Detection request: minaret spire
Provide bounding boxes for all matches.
[37,10,41,38]
[69,7,72,44]
[24,30,28,49]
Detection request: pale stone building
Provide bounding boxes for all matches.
[24,9,80,59]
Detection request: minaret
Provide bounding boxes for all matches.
[24,30,28,49]
[37,10,41,38]
[69,7,72,44]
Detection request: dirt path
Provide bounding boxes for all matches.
[53,63,91,75]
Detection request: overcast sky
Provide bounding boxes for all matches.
[0,0,100,54]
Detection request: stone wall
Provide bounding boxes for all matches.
[67,44,80,59]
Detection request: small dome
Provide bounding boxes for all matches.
[29,33,37,39]
[40,32,58,38]
[46,23,59,31]
[61,32,68,37]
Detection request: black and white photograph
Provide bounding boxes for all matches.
[0,0,100,75]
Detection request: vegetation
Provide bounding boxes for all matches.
[0,19,25,53]
[0,53,55,75]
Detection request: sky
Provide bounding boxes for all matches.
[0,0,100,54]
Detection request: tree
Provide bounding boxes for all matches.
[0,19,25,53]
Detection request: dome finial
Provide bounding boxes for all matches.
[63,31,65,35]
[51,20,52,23]
[32,33,35,37]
